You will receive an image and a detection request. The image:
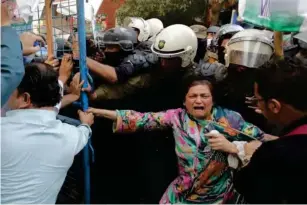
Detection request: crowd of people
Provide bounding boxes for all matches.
[2,2,307,204]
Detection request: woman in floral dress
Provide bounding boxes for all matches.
[88,78,264,204]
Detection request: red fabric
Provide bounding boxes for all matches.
[285,124,307,137]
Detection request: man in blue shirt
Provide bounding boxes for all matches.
[1,3,44,107]
[1,62,94,204]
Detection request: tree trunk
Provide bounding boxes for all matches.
[205,0,238,26]
[205,0,222,26]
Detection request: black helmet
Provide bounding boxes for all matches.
[213,24,244,47]
[102,27,138,52]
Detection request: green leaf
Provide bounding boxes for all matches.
[116,0,208,26]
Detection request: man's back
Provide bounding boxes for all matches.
[234,128,307,203]
[1,109,90,204]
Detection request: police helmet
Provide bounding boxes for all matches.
[213,24,244,47]
[226,29,274,68]
[102,27,138,52]
[151,24,198,68]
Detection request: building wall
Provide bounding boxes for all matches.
[97,0,126,29]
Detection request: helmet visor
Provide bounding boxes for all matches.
[226,41,273,68]
[103,40,133,51]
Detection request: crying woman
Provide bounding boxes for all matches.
[87,75,266,204]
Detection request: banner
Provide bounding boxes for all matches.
[239,0,307,32]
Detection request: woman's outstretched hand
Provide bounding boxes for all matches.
[205,131,238,154]
[87,108,101,116]
[87,108,117,121]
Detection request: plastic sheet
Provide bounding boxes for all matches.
[239,0,307,32]
[14,0,40,23]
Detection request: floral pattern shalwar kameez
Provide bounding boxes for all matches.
[114,106,264,204]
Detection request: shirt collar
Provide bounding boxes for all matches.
[280,115,307,136]
[5,109,57,122]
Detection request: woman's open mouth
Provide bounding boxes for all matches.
[193,106,205,111]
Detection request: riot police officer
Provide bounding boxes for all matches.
[222,29,275,132]
[92,24,198,103]
[212,24,244,64]
[87,26,158,84]
[123,18,163,66]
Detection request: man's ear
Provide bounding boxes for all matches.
[19,92,32,109]
[268,99,281,114]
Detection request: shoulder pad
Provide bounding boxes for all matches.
[195,61,227,82]
[125,53,146,65]
[134,43,159,65]
[135,41,153,52]
[144,53,159,64]
[124,53,148,68]
[125,51,159,67]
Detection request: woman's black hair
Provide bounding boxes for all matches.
[17,62,62,107]
[182,70,218,101]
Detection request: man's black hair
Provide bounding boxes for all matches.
[17,62,62,107]
[255,57,307,112]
